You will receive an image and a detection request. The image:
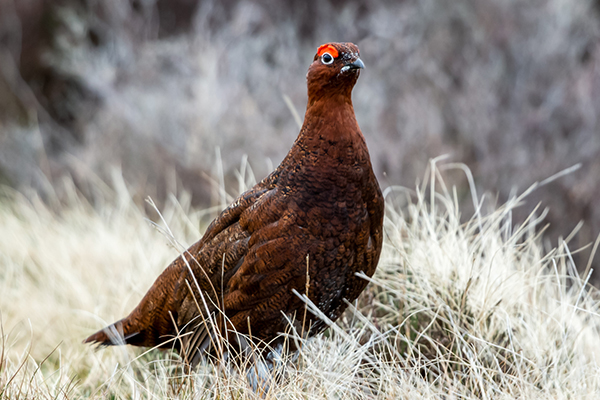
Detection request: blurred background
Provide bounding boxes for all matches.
[0,0,598,279]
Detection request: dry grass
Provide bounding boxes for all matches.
[1,160,600,399]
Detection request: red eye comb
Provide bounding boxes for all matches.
[317,44,339,58]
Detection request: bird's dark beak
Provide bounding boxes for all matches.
[346,57,365,70]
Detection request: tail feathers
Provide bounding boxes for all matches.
[84,263,189,348]
[83,321,139,346]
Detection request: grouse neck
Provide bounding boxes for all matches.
[307,86,354,109]
[300,94,364,146]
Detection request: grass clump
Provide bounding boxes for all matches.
[1,160,599,399]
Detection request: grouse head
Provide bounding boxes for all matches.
[307,42,364,104]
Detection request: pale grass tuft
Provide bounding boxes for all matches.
[1,160,599,399]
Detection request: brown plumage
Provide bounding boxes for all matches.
[85,42,384,365]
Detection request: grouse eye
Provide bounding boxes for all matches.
[321,52,334,65]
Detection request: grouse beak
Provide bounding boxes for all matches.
[348,58,365,70]
[341,57,365,73]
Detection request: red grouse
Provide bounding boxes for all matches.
[85,42,384,365]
